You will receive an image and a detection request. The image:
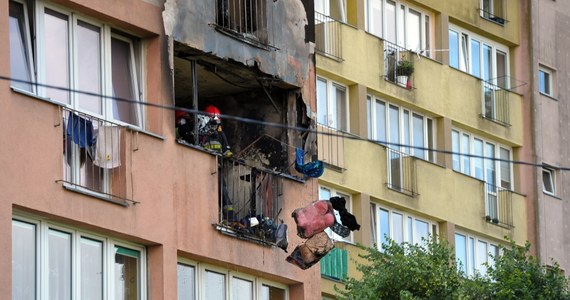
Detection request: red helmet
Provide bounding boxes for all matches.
[204,105,221,121]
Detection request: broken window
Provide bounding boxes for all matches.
[216,0,269,44]
[174,42,312,245]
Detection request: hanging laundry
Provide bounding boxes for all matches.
[286,232,334,270]
[330,196,361,231]
[295,148,324,178]
[93,126,122,169]
[292,200,335,239]
[66,113,94,148]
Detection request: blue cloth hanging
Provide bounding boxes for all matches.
[295,148,324,178]
[66,113,94,148]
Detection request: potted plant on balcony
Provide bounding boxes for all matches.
[396,60,414,89]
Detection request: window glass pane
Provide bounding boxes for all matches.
[500,148,511,189]
[392,212,403,243]
[414,219,429,244]
[375,100,386,143]
[261,285,285,300]
[44,8,70,104]
[367,96,372,138]
[403,110,410,154]
[178,263,196,300]
[49,229,72,300]
[474,139,484,180]
[460,33,468,72]
[77,21,102,114]
[449,30,459,69]
[9,1,33,91]
[80,238,103,300]
[496,50,507,88]
[489,244,498,268]
[111,37,140,126]
[115,246,140,300]
[485,143,496,186]
[12,220,36,300]
[471,39,481,77]
[385,0,396,43]
[319,187,331,200]
[483,44,492,81]
[397,5,405,47]
[539,70,550,95]
[425,15,431,56]
[333,84,347,131]
[389,105,400,149]
[452,130,460,171]
[368,0,382,37]
[317,78,328,126]
[462,134,470,175]
[379,208,390,247]
[412,114,424,159]
[407,216,413,243]
[407,9,421,50]
[543,169,554,194]
[476,240,488,275]
[427,119,434,162]
[232,277,253,300]
[468,237,475,276]
[455,233,467,274]
[205,270,226,300]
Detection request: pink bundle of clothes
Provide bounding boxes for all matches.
[291,200,335,239]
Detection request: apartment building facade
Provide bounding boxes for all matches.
[2,0,323,299]
[522,0,570,273]
[314,0,531,297]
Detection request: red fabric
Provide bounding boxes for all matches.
[292,200,335,239]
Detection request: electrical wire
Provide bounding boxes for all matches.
[2,75,566,171]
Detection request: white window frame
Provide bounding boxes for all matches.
[9,0,37,93]
[12,214,147,300]
[319,186,353,243]
[316,76,349,131]
[542,167,556,196]
[365,0,433,56]
[177,259,288,300]
[367,95,435,161]
[451,128,513,190]
[455,231,500,277]
[538,66,554,97]
[30,0,144,128]
[448,25,510,86]
[372,203,438,250]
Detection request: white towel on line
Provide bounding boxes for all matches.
[93,126,122,169]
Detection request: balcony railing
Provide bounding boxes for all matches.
[384,40,415,89]
[216,158,284,245]
[215,0,270,46]
[386,148,417,197]
[485,183,513,228]
[315,11,343,60]
[59,107,133,205]
[317,124,345,169]
[320,247,348,281]
[482,80,510,126]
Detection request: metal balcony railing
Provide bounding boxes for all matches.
[315,11,343,60]
[217,158,284,245]
[485,183,513,228]
[317,124,345,169]
[59,107,132,205]
[482,80,510,126]
[320,248,348,281]
[386,148,417,197]
[384,40,415,89]
[215,0,269,45]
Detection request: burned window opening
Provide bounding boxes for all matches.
[215,0,271,47]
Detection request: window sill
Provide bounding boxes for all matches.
[543,191,562,200]
[60,181,135,206]
[539,92,558,101]
[11,86,66,107]
[480,15,507,26]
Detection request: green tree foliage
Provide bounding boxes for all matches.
[336,237,570,300]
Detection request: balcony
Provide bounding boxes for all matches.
[59,107,134,205]
[484,183,514,228]
[215,158,285,246]
[386,148,418,197]
[320,247,348,281]
[315,11,343,61]
[317,124,345,170]
[383,41,415,89]
[214,0,271,47]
